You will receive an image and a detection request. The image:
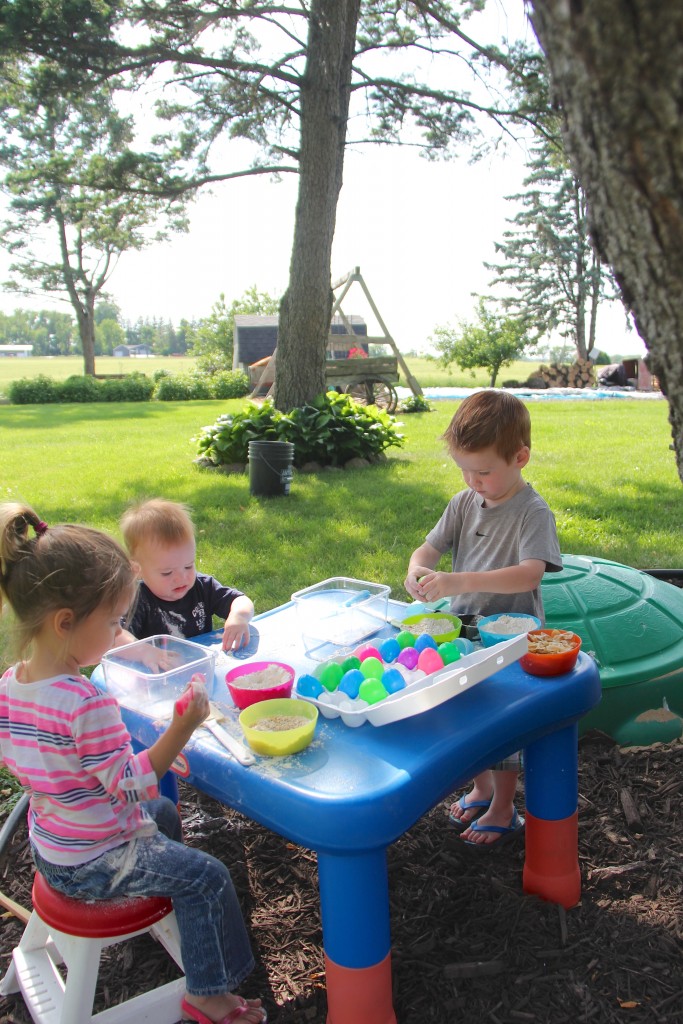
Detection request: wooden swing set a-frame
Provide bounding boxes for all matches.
[249,266,422,412]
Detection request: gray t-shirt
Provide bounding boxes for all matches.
[425,484,563,620]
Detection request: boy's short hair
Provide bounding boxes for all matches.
[442,390,531,462]
[121,498,195,556]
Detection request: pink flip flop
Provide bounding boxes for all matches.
[181,995,267,1024]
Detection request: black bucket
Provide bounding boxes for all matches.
[248,440,294,497]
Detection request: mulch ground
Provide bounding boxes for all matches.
[1,730,683,1024]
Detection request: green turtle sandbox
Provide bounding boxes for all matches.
[541,555,683,747]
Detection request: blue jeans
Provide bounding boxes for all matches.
[31,797,255,996]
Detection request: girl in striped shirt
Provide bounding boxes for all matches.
[0,503,266,1024]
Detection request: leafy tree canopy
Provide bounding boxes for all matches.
[432,297,528,387]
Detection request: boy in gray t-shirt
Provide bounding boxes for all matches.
[405,390,562,847]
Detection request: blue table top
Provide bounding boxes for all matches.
[96,600,602,855]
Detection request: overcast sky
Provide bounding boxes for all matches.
[0,2,643,358]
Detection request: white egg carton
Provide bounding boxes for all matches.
[294,633,528,727]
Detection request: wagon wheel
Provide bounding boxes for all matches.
[345,378,398,413]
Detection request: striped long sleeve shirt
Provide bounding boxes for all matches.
[0,666,159,866]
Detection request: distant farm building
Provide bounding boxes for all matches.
[113,344,154,357]
[0,345,32,357]
[232,314,368,371]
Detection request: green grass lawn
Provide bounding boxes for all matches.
[1,398,678,617]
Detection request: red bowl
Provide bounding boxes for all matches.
[226,661,295,709]
[520,629,582,677]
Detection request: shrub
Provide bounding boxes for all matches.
[194,391,405,468]
[398,394,432,413]
[100,373,155,401]
[58,375,102,403]
[154,372,211,401]
[194,402,280,465]
[8,375,60,404]
[208,370,250,400]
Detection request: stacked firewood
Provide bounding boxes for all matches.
[531,357,596,388]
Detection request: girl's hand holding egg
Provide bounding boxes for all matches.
[174,672,210,725]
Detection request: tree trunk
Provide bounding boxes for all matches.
[76,298,96,377]
[274,0,361,411]
[530,0,683,481]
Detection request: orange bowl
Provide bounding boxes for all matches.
[520,629,582,677]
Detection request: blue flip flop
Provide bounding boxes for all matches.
[448,793,492,829]
[462,807,525,848]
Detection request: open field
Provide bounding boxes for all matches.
[0,354,545,393]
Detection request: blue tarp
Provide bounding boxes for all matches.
[397,386,664,402]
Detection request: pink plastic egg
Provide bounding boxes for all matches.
[418,648,444,674]
[358,646,382,663]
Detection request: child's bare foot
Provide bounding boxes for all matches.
[448,786,493,827]
[181,992,266,1023]
[460,806,525,846]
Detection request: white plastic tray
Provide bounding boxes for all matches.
[294,633,528,727]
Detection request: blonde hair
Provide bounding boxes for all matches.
[442,390,531,463]
[0,502,135,659]
[120,499,195,557]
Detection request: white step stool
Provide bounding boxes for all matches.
[0,872,185,1024]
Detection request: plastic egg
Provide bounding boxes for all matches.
[319,661,344,692]
[439,642,462,665]
[341,655,361,672]
[339,668,365,699]
[358,646,382,663]
[418,648,445,674]
[358,678,388,704]
[396,630,416,649]
[397,647,419,670]
[379,637,401,663]
[360,656,384,680]
[296,673,324,699]
[382,668,406,694]
[414,634,438,653]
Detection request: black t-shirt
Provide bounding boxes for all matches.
[125,573,244,640]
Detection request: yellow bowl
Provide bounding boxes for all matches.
[238,698,318,756]
[399,611,462,643]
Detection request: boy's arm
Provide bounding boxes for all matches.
[417,558,547,603]
[405,542,444,600]
[222,594,255,651]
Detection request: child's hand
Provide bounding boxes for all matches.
[174,674,209,728]
[222,620,250,652]
[139,644,180,673]
[415,570,457,602]
[405,565,433,601]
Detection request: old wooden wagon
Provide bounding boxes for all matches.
[244,268,422,414]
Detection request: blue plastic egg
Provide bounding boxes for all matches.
[296,674,324,698]
[339,668,365,699]
[382,668,406,694]
[414,633,438,653]
[379,637,401,663]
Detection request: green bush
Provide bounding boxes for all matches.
[8,374,60,404]
[154,372,211,401]
[100,373,155,402]
[208,370,250,400]
[194,391,405,468]
[58,375,102,402]
[398,394,432,413]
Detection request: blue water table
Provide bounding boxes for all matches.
[93,585,601,1024]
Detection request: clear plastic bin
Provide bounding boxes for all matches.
[291,577,390,660]
[101,635,216,720]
